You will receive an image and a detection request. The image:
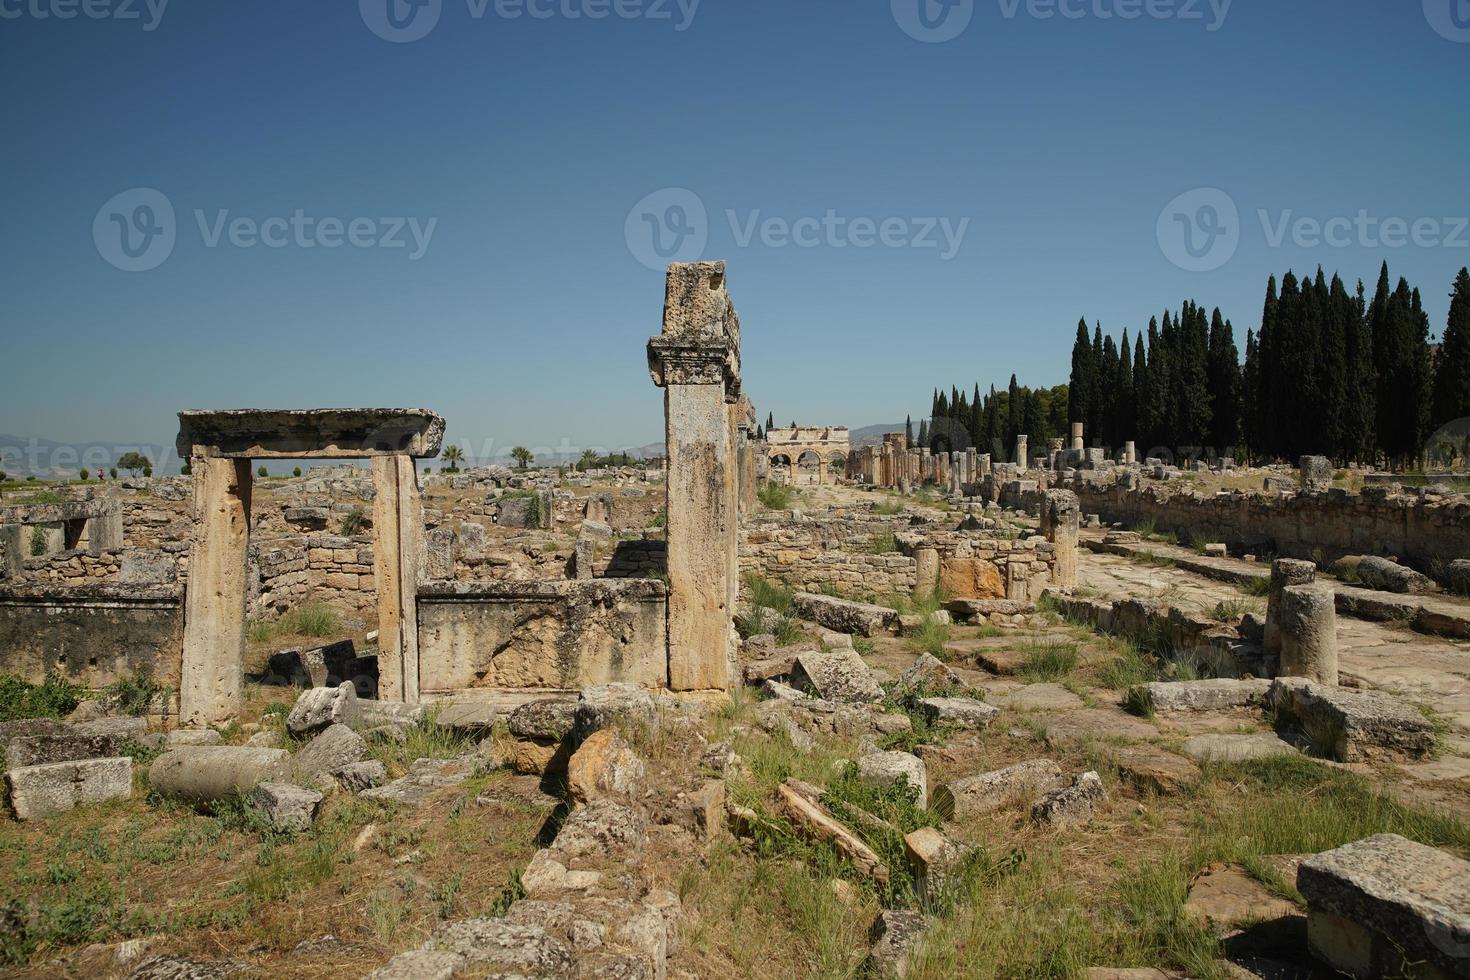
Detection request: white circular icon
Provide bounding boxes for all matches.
[1156,187,1240,273]
[361,0,442,43]
[892,0,974,43]
[625,188,708,271]
[1424,0,1470,42]
[93,187,176,272]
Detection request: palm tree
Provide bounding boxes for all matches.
[511,446,534,470]
[579,449,599,470]
[442,445,465,471]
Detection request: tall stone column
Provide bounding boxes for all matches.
[180,457,252,725]
[1041,489,1080,589]
[1265,558,1317,656]
[373,455,425,703]
[914,547,940,600]
[1124,441,1137,466]
[1070,423,1084,451]
[649,261,740,692]
[1016,435,1029,474]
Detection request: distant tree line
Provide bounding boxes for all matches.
[916,379,1071,457]
[1065,263,1470,469]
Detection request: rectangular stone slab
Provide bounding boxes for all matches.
[1298,833,1470,977]
[176,409,445,459]
[5,757,133,820]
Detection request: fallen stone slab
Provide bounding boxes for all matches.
[0,718,69,744]
[286,683,359,736]
[1268,678,1436,763]
[1043,708,1159,745]
[918,696,998,730]
[1031,771,1105,828]
[946,598,1033,620]
[333,759,388,793]
[743,655,797,685]
[251,782,323,833]
[973,648,1026,675]
[365,949,465,980]
[1113,745,1201,795]
[1181,732,1298,764]
[574,682,658,739]
[868,908,928,977]
[148,746,291,803]
[357,700,426,730]
[72,717,147,740]
[1297,833,1470,979]
[163,729,222,748]
[1137,678,1272,713]
[507,699,578,741]
[5,731,125,769]
[1355,556,1437,595]
[547,799,646,863]
[125,954,251,978]
[275,722,367,790]
[932,759,1066,819]
[6,756,132,820]
[857,751,928,807]
[360,757,472,806]
[791,592,898,637]
[891,652,964,698]
[432,702,497,734]
[904,826,968,908]
[791,648,885,704]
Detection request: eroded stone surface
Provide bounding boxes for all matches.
[791,649,885,704]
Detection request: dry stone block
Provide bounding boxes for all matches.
[334,759,388,793]
[1297,833,1470,979]
[918,696,998,730]
[164,729,223,748]
[904,827,966,907]
[5,732,125,769]
[792,649,885,704]
[427,919,574,976]
[1031,771,1104,828]
[1113,745,1200,795]
[1181,732,1298,764]
[939,558,1006,600]
[933,759,1065,819]
[791,592,898,637]
[1268,678,1435,763]
[286,682,359,736]
[250,782,322,832]
[366,950,465,980]
[867,908,928,978]
[574,683,657,740]
[567,729,646,805]
[857,751,928,807]
[1138,678,1271,713]
[891,653,963,698]
[6,756,132,820]
[277,723,367,789]
[508,699,579,741]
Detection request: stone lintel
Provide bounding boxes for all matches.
[0,499,118,525]
[176,409,446,460]
[417,579,668,603]
[0,583,182,606]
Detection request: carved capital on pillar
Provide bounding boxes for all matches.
[647,335,738,390]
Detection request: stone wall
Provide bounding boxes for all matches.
[1057,480,1470,568]
[0,583,184,687]
[416,579,668,692]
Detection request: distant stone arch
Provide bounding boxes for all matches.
[761,426,850,485]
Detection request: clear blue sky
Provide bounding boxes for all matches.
[3,0,1467,466]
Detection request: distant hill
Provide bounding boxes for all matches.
[0,434,177,478]
[848,423,905,449]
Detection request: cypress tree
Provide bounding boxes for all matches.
[1006,374,1022,449]
[1132,331,1148,447]
[1432,268,1470,430]
[1069,320,1093,426]
[1116,328,1134,440]
[1242,328,1261,462]
[1319,274,1351,461]
[1098,334,1119,446]
[766,412,774,432]
[1206,309,1241,454]
[1090,324,1105,438]
[1343,279,1376,464]
[905,415,913,446]
[1176,302,1212,446]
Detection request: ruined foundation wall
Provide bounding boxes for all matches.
[1061,482,1470,567]
[0,584,184,687]
[415,579,668,692]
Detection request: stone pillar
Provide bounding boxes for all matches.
[1041,489,1080,590]
[914,547,940,600]
[1070,423,1084,451]
[817,457,827,485]
[1265,558,1317,656]
[1124,441,1137,466]
[180,457,252,725]
[1015,435,1029,475]
[1278,585,1339,684]
[373,455,425,703]
[648,261,740,692]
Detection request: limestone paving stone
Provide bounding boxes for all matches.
[918,696,999,730]
[791,649,886,704]
[1140,679,1272,713]
[1268,678,1436,763]
[1181,732,1298,764]
[993,683,1085,712]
